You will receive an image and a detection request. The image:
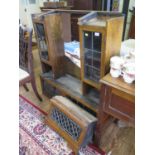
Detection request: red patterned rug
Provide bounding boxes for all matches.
[19,95,105,155]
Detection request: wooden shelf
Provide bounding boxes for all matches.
[40,72,99,113]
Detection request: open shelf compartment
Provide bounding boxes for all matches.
[40,71,99,113]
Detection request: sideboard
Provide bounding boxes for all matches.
[95,73,135,145]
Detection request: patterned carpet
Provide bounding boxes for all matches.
[19,95,105,155]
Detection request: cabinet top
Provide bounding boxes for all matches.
[100,74,135,96]
[78,11,124,26]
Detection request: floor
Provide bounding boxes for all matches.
[19,47,135,155]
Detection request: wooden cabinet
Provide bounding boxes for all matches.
[95,73,135,145]
[78,12,124,98]
[100,74,135,124]
[33,11,124,115]
[102,84,135,123]
[32,12,71,78]
[33,11,101,114]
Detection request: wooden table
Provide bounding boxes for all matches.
[95,73,135,145]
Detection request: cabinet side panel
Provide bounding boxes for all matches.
[44,14,65,78]
[102,17,124,76]
[61,13,71,42]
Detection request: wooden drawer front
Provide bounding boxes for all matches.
[103,86,135,123]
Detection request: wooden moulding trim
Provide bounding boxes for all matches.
[100,29,106,78]
[79,27,84,87]
[19,94,48,115]
[79,25,104,33]
[39,9,124,16]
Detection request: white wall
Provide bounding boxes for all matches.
[38,0,44,7]
[19,0,29,25]
[19,0,42,27]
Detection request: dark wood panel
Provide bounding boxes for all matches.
[72,0,93,10]
[128,8,135,39]
[61,13,71,42]
[71,13,85,41]
[103,86,135,123]
[44,14,66,78]
[100,74,135,125]
[67,0,102,10]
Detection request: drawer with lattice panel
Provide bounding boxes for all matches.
[45,96,97,154]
